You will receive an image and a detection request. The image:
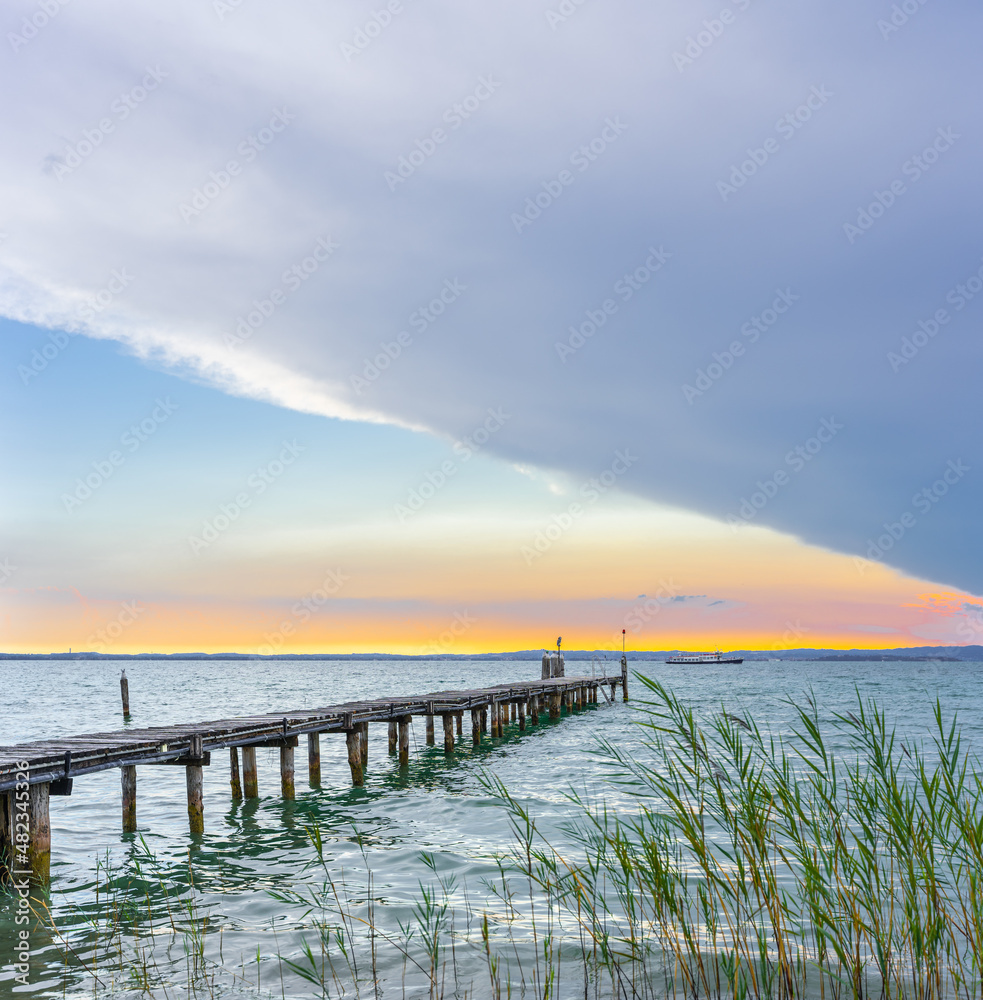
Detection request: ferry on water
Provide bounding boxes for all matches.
[665,650,744,665]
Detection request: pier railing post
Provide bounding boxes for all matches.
[346,729,364,786]
[186,735,205,835]
[121,765,137,832]
[398,715,411,767]
[308,734,321,786]
[242,746,258,799]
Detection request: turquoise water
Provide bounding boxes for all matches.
[1,657,980,998]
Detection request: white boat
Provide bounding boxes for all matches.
[665,650,743,665]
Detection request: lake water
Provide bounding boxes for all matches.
[1,656,980,998]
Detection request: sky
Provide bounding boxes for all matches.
[1,0,981,655]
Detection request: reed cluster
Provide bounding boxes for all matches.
[488,676,983,1000]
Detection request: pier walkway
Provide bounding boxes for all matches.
[0,668,627,882]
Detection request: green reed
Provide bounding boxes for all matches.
[486,677,983,1000]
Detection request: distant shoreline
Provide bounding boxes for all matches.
[0,646,979,662]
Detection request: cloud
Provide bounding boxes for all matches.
[1,0,980,590]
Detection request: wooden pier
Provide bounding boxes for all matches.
[0,667,628,883]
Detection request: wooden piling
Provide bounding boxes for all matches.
[346,729,364,786]
[426,715,436,746]
[186,735,205,834]
[456,713,463,737]
[471,708,481,744]
[121,765,137,832]
[388,720,398,755]
[518,700,526,731]
[490,702,500,737]
[549,691,561,720]
[120,669,131,719]
[398,715,411,766]
[308,733,321,786]
[242,746,258,798]
[229,748,242,800]
[442,714,454,753]
[481,707,488,732]
[280,744,295,800]
[359,721,369,768]
[23,783,52,882]
[621,654,629,701]
[542,651,550,679]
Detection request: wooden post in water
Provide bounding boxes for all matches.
[426,714,436,745]
[120,669,131,719]
[242,746,258,798]
[398,715,411,766]
[471,708,481,744]
[25,783,51,883]
[621,654,629,701]
[121,765,137,832]
[280,744,295,800]
[388,720,398,755]
[346,729,364,786]
[481,707,488,732]
[229,749,242,800]
[359,722,369,768]
[529,694,539,723]
[442,714,454,753]
[549,691,561,719]
[518,700,526,731]
[186,735,205,835]
[455,713,463,737]
[308,734,321,786]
